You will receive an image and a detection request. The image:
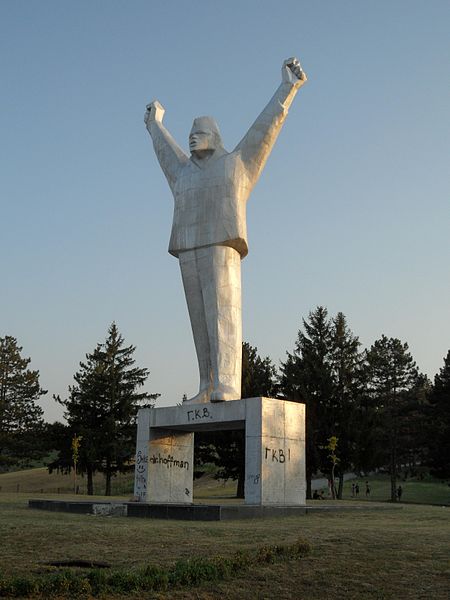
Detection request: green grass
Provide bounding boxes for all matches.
[0,467,240,501]
[341,474,450,505]
[0,537,311,597]
[0,494,449,599]
[2,466,449,505]
[0,466,134,496]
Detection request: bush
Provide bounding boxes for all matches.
[39,571,91,598]
[169,557,220,586]
[141,565,169,591]
[0,537,311,597]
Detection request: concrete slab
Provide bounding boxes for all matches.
[29,499,127,516]
[29,499,401,521]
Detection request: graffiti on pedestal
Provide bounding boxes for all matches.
[264,447,291,463]
[186,406,213,422]
[136,449,148,472]
[149,453,190,470]
[135,449,148,499]
[247,473,260,485]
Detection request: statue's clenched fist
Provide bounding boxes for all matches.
[143,57,308,406]
[282,57,307,87]
[144,100,165,127]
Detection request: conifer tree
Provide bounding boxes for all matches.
[428,350,450,478]
[0,336,46,470]
[328,312,365,497]
[279,306,334,498]
[241,341,278,399]
[54,323,159,495]
[366,336,420,501]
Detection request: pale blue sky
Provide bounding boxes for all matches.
[1,1,449,422]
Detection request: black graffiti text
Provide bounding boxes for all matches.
[149,453,189,470]
[265,447,291,463]
[136,450,148,473]
[187,407,212,422]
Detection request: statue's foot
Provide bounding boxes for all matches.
[183,389,211,404]
[210,386,240,403]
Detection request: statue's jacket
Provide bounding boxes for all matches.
[148,81,298,259]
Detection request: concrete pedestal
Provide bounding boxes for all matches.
[134,397,305,506]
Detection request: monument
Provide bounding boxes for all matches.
[135,58,307,509]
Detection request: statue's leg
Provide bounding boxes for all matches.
[179,250,212,404]
[197,245,242,402]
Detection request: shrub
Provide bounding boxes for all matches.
[39,571,91,598]
[141,565,169,591]
[0,537,311,597]
[169,557,220,586]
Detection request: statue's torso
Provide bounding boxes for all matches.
[168,151,252,258]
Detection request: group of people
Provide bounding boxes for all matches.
[351,481,404,501]
[312,480,371,500]
[312,489,325,500]
[351,481,371,498]
[311,480,405,501]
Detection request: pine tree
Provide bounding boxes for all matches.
[395,373,431,477]
[328,312,364,497]
[279,306,334,498]
[0,336,46,470]
[241,342,278,399]
[428,350,450,478]
[54,323,159,495]
[366,336,420,501]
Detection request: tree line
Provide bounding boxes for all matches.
[1,309,449,499]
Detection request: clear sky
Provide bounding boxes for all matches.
[1,1,449,422]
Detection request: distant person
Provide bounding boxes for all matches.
[397,485,403,501]
[355,483,360,497]
[351,483,355,498]
[313,490,319,499]
[318,490,325,500]
[365,481,371,497]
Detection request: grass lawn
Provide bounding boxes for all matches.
[0,466,132,496]
[2,466,449,505]
[0,493,449,599]
[341,474,450,506]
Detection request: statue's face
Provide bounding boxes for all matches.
[189,117,221,154]
[189,129,215,153]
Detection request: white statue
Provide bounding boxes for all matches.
[145,58,307,403]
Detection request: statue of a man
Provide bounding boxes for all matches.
[145,58,307,404]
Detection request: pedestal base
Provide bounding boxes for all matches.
[134,397,305,506]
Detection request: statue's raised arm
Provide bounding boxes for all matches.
[143,59,308,405]
[234,58,307,187]
[144,100,189,191]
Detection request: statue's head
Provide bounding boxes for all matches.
[189,116,223,155]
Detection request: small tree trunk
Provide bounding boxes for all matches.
[105,459,112,496]
[87,466,94,496]
[306,475,312,500]
[329,466,337,499]
[390,430,397,502]
[305,425,314,500]
[390,470,397,501]
[337,472,344,499]
[236,472,245,498]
